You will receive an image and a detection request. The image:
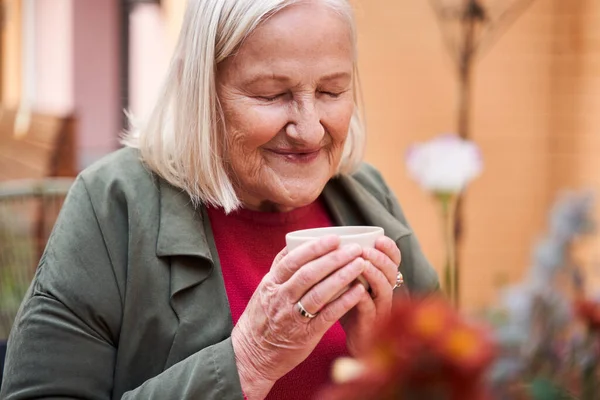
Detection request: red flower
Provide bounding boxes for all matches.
[575,299,600,331]
[319,296,496,400]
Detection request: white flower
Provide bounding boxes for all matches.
[405,134,482,194]
[331,357,366,383]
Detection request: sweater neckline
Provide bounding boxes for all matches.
[206,198,327,226]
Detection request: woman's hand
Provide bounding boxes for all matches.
[340,236,401,356]
[231,235,367,400]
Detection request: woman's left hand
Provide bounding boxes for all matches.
[340,236,401,356]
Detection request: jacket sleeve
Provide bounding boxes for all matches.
[0,177,244,400]
[388,194,441,295]
[361,164,440,295]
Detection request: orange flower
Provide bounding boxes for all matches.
[444,327,482,360]
[411,301,448,338]
[438,324,495,374]
[320,296,496,400]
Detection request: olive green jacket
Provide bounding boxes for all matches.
[1,147,438,400]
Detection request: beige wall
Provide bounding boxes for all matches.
[546,0,600,292]
[355,0,600,309]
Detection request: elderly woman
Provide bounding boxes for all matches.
[1,0,438,399]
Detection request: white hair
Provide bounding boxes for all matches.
[123,0,366,213]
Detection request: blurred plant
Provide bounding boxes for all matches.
[483,190,598,399]
[321,296,496,400]
[406,134,482,306]
[321,190,598,399]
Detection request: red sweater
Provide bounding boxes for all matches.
[206,198,348,400]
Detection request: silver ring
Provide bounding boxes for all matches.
[296,301,318,319]
[393,271,404,290]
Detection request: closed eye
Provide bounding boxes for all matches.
[257,93,286,102]
[318,91,343,99]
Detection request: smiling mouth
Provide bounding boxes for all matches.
[267,148,322,163]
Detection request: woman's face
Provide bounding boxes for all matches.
[217,1,355,212]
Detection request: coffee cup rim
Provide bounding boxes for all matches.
[286,226,384,240]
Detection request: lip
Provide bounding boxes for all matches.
[266,148,322,163]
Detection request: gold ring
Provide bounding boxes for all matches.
[393,271,404,290]
[296,301,318,319]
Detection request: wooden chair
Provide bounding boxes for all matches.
[0,107,77,181]
[0,106,77,263]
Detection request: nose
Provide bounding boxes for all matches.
[285,97,325,145]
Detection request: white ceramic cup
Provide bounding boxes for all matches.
[285,226,385,300]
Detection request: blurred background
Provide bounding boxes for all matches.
[0,0,599,316]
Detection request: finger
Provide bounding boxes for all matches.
[346,293,377,354]
[282,244,363,301]
[362,246,398,287]
[270,235,341,284]
[313,282,366,330]
[374,236,401,266]
[295,257,366,314]
[360,260,393,306]
[271,247,288,267]
[354,291,376,317]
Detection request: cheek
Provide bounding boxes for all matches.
[225,106,288,148]
[322,100,355,142]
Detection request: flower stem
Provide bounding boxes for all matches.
[439,193,459,307]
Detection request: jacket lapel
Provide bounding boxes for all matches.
[156,180,233,368]
[156,179,214,295]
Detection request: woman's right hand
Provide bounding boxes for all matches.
[231,235,368,400]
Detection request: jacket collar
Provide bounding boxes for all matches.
[156,179,214,298]
[321,174,412,243]
[156,174,412,297]
[156,179,213,259]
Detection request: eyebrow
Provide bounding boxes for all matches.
[242,71,352,86]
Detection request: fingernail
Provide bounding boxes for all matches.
[355,257,366,269]
[345,243,362,256]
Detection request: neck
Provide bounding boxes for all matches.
[242,200,296,213]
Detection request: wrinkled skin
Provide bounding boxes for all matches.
[232,235,400,399]
[216,1,354,213]
[217,2,401,399]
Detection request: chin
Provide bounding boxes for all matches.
[240,160,338,211]
[277,180,328,208]
[283,193,320,209]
